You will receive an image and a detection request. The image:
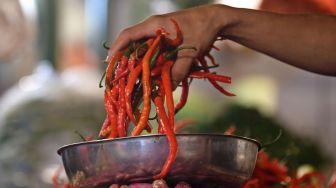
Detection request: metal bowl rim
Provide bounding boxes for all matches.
[57,133,261,155]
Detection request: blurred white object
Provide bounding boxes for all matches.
[215,0,262,9]
[0,61,56,128]
[0,0,38,94]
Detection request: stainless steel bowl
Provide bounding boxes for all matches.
[57,134,260,188]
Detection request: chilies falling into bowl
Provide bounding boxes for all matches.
[57,134,260,188]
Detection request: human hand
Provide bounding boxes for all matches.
[109,4,232,87]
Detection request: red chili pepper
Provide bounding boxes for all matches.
[165,18,183,47]
[117,80,127,137]
[104,91,118,138]
[208,76,235,97]
[152,95,178,179]
[128,55,136,71]
[111,69,129,84]
[224,126,236,135]
[145,121,152,133]
[135,38,154,60]
[249,150,289,187]
[117,55,129,137]
[125,63,142,126]
[161,60,175,128]
[198,57,235,96]
[294,172,324,188]
[175,78,189,114]
[189,71,231,83]
[105,53,121,109]
[105,52,122,90]
[52,166,62,188]
[99,116,111,139]
[156,79,165,103]
[52,166,73,188]
[174,118,196,133]
[243,178,259,188]
[151,46,196,77]
[132,34,162,136]
[114,46,132,81]
[206,53,218,66]
[109,84,119,107]
[151,65,163,77]
[153,79,165,134]
[150,47,160,69]
[134,108,152,133]
[156,53,165,67]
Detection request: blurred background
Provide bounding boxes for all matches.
[0,0,335,187]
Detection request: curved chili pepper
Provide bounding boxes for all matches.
[165,18,183,47]
[198,57,235,96]
[113,45,133,80]
[131,34,162,136]
[175,78,189,114]
[152,95,178,179]
[208,77,235,96]
[104,52,121,125]
[206,53,218,66]
[125,64,142,126]
[105,52,122,90]
[99,116,111,139]
[134,108,152,133]
[189,71,231,83]
[161,60,175,128]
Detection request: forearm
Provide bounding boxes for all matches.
[218,5,336,76]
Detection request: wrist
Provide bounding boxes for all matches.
[211,4,241,38]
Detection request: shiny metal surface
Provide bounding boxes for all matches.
[58,134,260,188]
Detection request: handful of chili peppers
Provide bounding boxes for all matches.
[98,19,234,179]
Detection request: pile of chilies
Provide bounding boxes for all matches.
[98,18,234,179]
[243,150,326,188]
